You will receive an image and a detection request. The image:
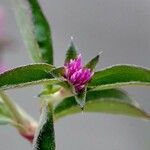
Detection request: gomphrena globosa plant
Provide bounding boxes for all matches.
[0,0,150,150]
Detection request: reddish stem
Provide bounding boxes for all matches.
[19,122,38,143]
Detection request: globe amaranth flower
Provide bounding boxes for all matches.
[64,54,94,93]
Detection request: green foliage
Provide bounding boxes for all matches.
[54,89,150,120]
[27,0,54,64]
[85,53,101,71]
[13,0,42,63]
[2,0,150,149]
[13,0,53,64]
[0,64,59,90]
[33,103,55,150]
[74,87,87,110]
[50,67,64,78]
[88,65,150,90]
[65,39,77,63]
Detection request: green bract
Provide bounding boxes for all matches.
[0,0,149,150]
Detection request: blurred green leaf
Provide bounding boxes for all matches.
[13,0,53,64]
[39,85,61,97]
[85,53,101,71]
[50,67,64,78]
[27,0,54,64]
[54,89,150,120]
[74,87,87,110]
[0,64,61,90]
[13,0,42,63]
[65,39,77,63]
[33,103,55,150]
[88,65,150,90]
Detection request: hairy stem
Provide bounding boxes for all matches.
[0,91,37,142]
[0,91,25,127]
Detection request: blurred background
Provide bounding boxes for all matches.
[0,0,150,149]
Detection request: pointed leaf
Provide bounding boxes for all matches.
[13,0,42,63]
[33,103,55,150]
[88,65,150,90]
[85,53,101,71]
[27,0,54,64]
[0,64,61,90]
[74,87,87,110]
[13,0,53,64]
[54,89,150,120]
[65,39,77,63]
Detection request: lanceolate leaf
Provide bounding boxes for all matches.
[13,0,42,63]
[65,39,77,63]
[74,87,87,110]
[13,0,53,64]
[33,103,55,150]
[88,65,150,90]
[85,53,101,71]
[54,89,150,120]
[27,0,54,64]
[0,64,60,90]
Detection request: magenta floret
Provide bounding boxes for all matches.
[64,54,93,93]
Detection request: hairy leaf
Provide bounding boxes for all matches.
[50,67,64,78]
[65,39,77,63]
[74,87,87,110]
[27,0,54,64]
[33,103,55,150]
[88,65,150,90]
[85,52,102,71]
[13,0,42,63]
[13,0,53,64]
[0,64,60,90]
[54,89,150,120]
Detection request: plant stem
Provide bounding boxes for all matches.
[0,91,37,142]
[0,91,25,127]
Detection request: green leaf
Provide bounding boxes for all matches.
[50,67,64,78]
[85,52,102,71]
[27,0,54,64]
[65,38,77,63]
[88,65,150,90]
[74,88,87,110]
[13,0,53,64]
[0,64,60,90]
[54,89,150,120]
[33,103,55,150]
[13,0,42,63]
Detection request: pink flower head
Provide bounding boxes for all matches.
[64,54,93,93]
